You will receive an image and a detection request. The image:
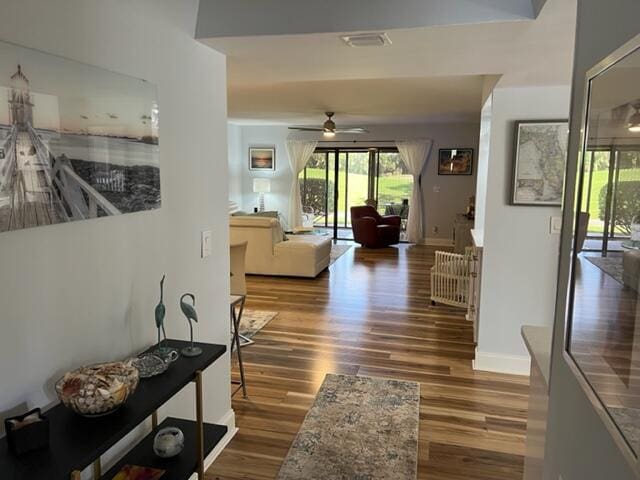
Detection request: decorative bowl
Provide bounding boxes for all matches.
[153,426,184,458]
[55,361,139,417]
[131,354,168,378]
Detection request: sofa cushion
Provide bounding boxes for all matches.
[274,235,332,277]
[244,211,288,240]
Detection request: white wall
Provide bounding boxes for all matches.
[474,94,493,233]
[230,122,479,241]
[228,123,243,205]
[233,125,293,218]
[544,1,640,478]
[474,85,570,374]
[0,0,232,473]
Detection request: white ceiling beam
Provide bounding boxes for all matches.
[195,0,536,39]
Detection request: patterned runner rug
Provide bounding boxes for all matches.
[585,255,624,284]
[277,374,420,480]
[329,244,352,266]
[239,309,277,339]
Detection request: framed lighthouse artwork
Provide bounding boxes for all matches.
[0,40,161,234]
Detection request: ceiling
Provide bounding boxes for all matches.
[229,76,488,126]
[588,50,640,143]
[200,0,576,125]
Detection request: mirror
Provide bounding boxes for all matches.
[568,38,640,457]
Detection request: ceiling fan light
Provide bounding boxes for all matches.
[323,130,336,138]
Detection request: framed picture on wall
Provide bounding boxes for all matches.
[249,147,275,171]
[0,39,160,235]
[511,120,568,206]
[438,148,474,175]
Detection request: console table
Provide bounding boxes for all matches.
[0,339,227,480]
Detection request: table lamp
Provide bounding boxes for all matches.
[253,178,271,212]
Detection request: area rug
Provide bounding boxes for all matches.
[276,374,420,480]
[585,255,624,284]
[609,407,640,453]
[239,309,278,339]
[329,244,352,266]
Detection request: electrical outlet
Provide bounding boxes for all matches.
[201,230,212,258]
[432,226,439,234]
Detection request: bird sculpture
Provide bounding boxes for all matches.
[180,293,202,357]
[155,275,167,349]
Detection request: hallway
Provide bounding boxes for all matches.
[209,244,529,480]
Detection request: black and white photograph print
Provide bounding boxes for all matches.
[0,40,161,234]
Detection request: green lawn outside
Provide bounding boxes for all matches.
[301,167,413,225]
[584,168,640,234]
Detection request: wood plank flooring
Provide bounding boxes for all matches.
[207,244,529,480]
[571,255,640,410]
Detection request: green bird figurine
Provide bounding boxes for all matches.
[155,275,167,349]
[180,293,202,357]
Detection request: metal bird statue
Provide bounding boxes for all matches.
[180,293,202,357]
[152,275,178,362]
[155,275,167,349]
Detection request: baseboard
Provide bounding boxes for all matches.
[189,408,237,479]
[473,349,531,376]
[423,237,454,246]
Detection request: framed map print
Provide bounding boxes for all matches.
[511,120,568,206]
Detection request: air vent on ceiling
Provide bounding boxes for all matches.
[341,32,392,48]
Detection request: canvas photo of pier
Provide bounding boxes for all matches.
[0,40,160,233]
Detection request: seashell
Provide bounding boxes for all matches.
[97,388,110,399]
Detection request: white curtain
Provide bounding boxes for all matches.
[286,139,318,229]
[396,139,433,244]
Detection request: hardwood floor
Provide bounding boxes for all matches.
[207,244,529,480]
[571,255,640,410]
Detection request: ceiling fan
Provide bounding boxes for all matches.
[288,112,369,138]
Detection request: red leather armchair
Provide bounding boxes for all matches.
[350,206,401,248]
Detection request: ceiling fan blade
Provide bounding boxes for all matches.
[288,127,324,131]
[335,128,369,134]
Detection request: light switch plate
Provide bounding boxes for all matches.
[201,230,212,258]
[550,216,562,234]
[433,186,441,193]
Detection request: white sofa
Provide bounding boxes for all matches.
[229,216,332,278]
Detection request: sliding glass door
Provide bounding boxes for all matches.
[299,147,413,240]
[580,146,640,254]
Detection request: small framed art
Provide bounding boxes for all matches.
[438,149,474,175]
[249,147,276,171]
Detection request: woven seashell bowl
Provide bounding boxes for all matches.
[55,361,139,417]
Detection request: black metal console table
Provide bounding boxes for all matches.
[0,339,227,480]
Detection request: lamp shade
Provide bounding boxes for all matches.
[253,178,271,193]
